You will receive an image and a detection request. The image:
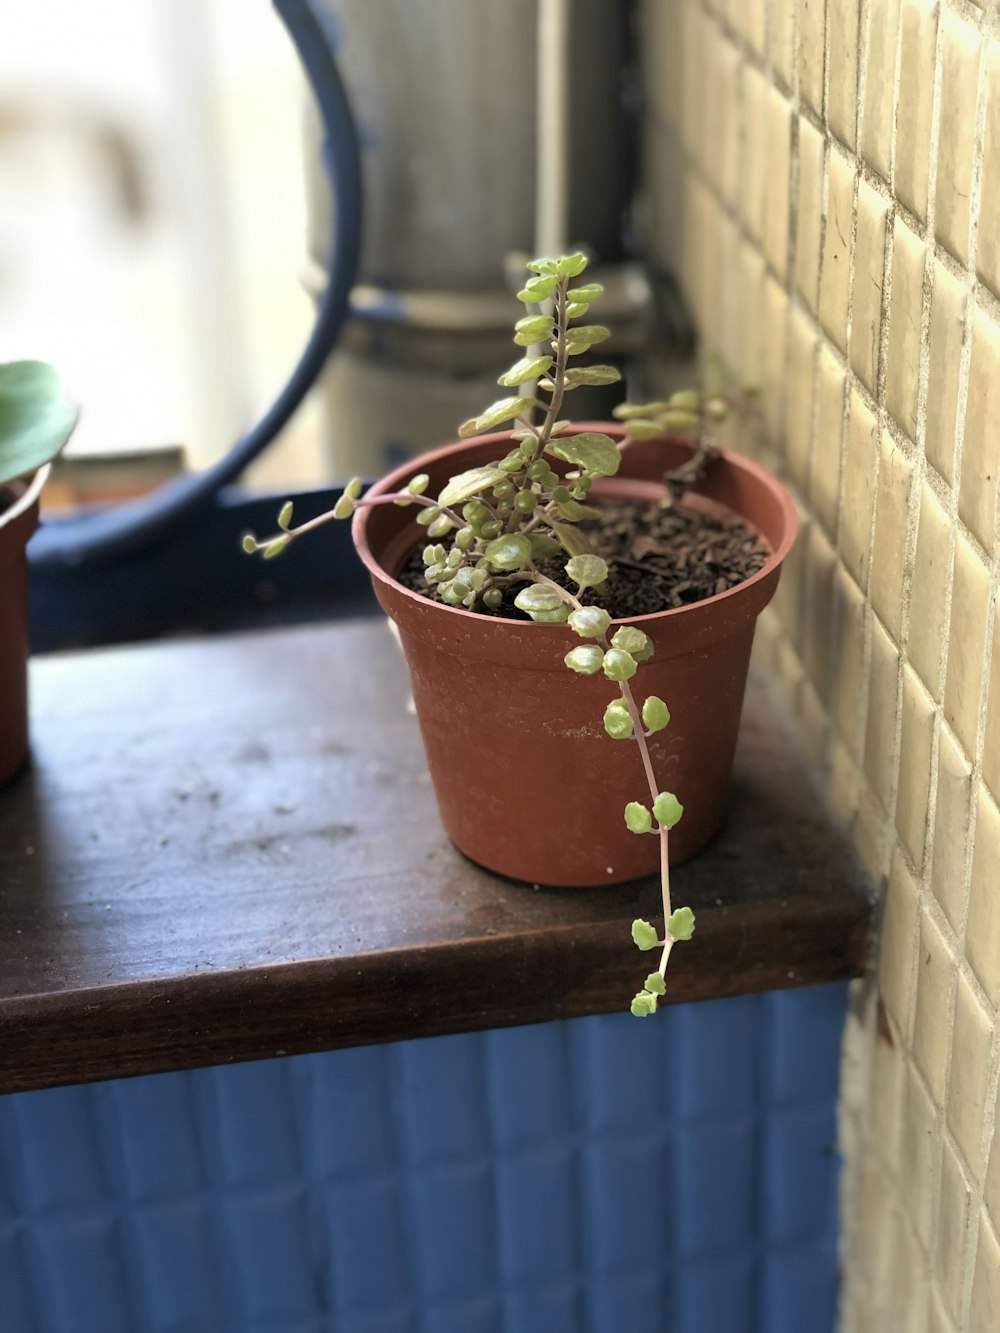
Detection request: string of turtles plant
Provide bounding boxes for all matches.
[243,253,733,1016]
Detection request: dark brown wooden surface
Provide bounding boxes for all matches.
[0,620,874,1093]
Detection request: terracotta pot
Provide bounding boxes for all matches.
[353,424,797,887]
[0,466,47,786]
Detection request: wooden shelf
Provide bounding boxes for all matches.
[0,621,874,1093]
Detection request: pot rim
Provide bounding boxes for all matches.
[0,463,50,533]
[353,423,798,628]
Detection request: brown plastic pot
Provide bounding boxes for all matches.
[0,466,47,786]
[353,424,797,887]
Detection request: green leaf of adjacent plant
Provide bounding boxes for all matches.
[556,498,603,522]
[603,700,633,739]
[624,801,652,834]
[438,466,507,507]
[642,696,671,732]
[652,791,684,829]
[645,972,666,995]
[564,644,605,675]
[556,252,589,277]
[0,361,79,488]
[622,419,663,440]
[565,554,608,587]
[565,325,610,353]
[516,274,558,302]
[525,257,558,274]
[567,283,604,304]
[345,477,364,499]
[660,409,700,431]
[611,626,653,661]
[630,991,658,1017]
[563,365,622,388]
[514,582,565,615]
[667,906,696,941]
[460,397,536,436]
[241,533,258,554]
[551,520,595,557]
[484,532,533,571]
[263,536,290,559]
[333,495,355,519]
[612,401,669,421]
[631,918,659,950]
[603,649,638,682]
[514,314,555,346]
[547,431,621,478]
[277,501,294,530]
[669,389,701,410]
[499,355,553,387]
[529,533,561,561]
[568,605,612,638]
[406,472,430,495]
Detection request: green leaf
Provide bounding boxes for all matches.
[517,274,558,302]
[406,472,430,495]
[565,554,608,587]
[611,626,653,661]
[241,533,258,554]
[514,583,565,615]
[460,397,536,436]
[603,649,637,682]
[278,501,294,530]
[548,431,621,478]
[499,355,553,386]
[525,257,558,274]
[0,361,78,488]
[631,918,659,950]
[652,791,684,829]
[530,604,571,622]
[660,409,700,431]
[333,495,355,519]
[667,906,696,941]
[556,252,589,277]
[514,314,555,346]
[427,514,454,538]
[564,325,610,353]
[642,696,671,732]
[622,419,663,440]
[529,533,561,560]
[603,700,633,739]
[645,972,666,995]
[630,991,658,1017]
[484,532,533,571]
[612,401,669,421]
[669,389,701,410]
[565,302,590,319]
[624,801,652,834]
[263,536,290,559]
[568,605,611,638]
[567,283,604,304]
[345,477,364,499]
[564,644,604,674]
[563,365,622,388]
[551,520,595,558]
[556,498,603,522]
[438,466,507,507]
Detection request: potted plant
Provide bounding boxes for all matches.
[244,255,797,1013]
[0,361,79,785]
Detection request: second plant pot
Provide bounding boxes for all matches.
[0,465,47,786]
[354,424,797,887]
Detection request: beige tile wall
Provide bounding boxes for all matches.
[640,0,1000,1326]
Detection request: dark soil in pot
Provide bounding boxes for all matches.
[399,495,769,620]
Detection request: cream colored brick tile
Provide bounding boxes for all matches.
[910,483,954,698]
[737,242,766,389]
[829,0,860,148]
[742,65,768,245]
[888,1207,930,1329]
[812,346,846,538]
[705,35,742,210]
[901,1063,940,1247]
[936,1136,973,1319]
[879,846,920,1032]
[897,665,936,866]
[896,0,939,222]
[978,43,1000,299]
[986,1089,1000,1235]
[786,307,818,488]
[841,392,880,589]
[761,275,789,444]
[985,614,1000,803]
[829,734,861,821]
[764,88,792,280]
[862,0,901,180]
[925,262,968,487]
[798,678,830,764]
[679,5,707,163]
[947,971,993,1169]
[858,1148,895,1290]
[871,430,915,641]
[804,524,838,701]
[866,615,901,808]
[851,179,889,393]
[819,149,856,353]
[965,787,1000,1003]
[771,0,796,91]
[857,783,892,880]
[960,310,1000,555]
[873,1019,908,1155]
[935,13,983,266]
[728,0,766,55]
[931,726,974,930]
[944,535,991,758]
[835,566,868,758]
[716,213,743,374]
[797,118,825,311]
[914,905,958,1106]
[886,221,926,438]
[800,0,826,114]
[775,631,807,715]
[927,1288,954,1333]
[773,508,806,639]
[969,1211,1000,1332]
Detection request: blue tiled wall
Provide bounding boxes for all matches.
[0,984,846,1333]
